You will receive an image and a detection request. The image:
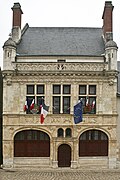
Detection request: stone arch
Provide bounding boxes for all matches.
[65,128,72,137]
[13,127,52,140]
[78,127,111,141]
[57,128,64,137]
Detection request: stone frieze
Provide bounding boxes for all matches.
[17,63,105,72]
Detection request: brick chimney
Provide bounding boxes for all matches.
[11,3,23,43]
[11,2,23,28]
[102,1,114,41]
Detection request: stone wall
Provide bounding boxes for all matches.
[2,63,118,168]
[0,68,3,165]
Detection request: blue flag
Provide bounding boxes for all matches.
[74,101,83,124]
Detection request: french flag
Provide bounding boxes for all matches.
[30,99,34,110]
[24,100,28,111]
[39,98,49,124]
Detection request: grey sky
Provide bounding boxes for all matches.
[0,0,120,69]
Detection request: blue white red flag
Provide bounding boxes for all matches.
[24,100,28,111]
[74,100,83,124]
[30,99,34,110]
[39,98,49,124]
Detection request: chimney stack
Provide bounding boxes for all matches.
[102,1,114,41]
[11,3,23,43]
[11,3,23,29]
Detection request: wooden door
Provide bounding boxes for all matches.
[58,144,71,167]
[79,130,108,156]
[14,130,50,157]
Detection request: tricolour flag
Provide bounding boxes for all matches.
[24,100,28,111]
[39,98,49,124]
[74,100,83,124]
[30,99,34,110]
[40,104,49,124]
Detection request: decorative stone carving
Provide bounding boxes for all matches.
[17,63,105,72]
[109,79,114,86]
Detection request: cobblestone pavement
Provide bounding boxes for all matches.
[0,168,120,180]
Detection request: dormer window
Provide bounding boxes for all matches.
[57,59,66,62]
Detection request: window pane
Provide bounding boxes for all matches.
[53,96,60,114]
[53,85,61,94]
[26,96,35,106]
[26,96,35,114]
[58,128,64,137]
[100,132,108,140]
[27,85,34,94]
[89,97,96,114]
[94,130,99,140]
[15,132,25,140]
[79,96,86,114]
[37,96,44,106]
[37,85,44,94]
[63,97,70,114]
[89,85,96,95]
[27,131,33,140]
[81,97,96,114]
[80,133,87,140]
[79,96,86,106]
[40,132,45,140]
[79,85,86,95]
[65,128,72,137]
[63,85,71,94]
[27,130,38,140]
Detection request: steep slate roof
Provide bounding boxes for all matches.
[17,27,105,56]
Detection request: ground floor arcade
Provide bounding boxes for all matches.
[2,127,117,169]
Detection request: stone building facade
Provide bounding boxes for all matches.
[2,1,119,169]
[0,67,3,165]
[117,61,120,166]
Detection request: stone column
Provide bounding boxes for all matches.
[71,139,78,168]
[98,82,103,114]
[71,82,78,114]
[52,138,58,168]
[3,136,13,168]
[109,139,117,168]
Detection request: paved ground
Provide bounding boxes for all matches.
[0,168,120,180]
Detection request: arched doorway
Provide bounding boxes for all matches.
[58,144,71,167]
[79,129,108,156]
[14,130,50,157]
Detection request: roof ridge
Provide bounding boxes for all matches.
[28,27,102,29]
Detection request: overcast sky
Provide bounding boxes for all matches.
[0,0,120,69]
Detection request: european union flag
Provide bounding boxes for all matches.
[74,101,83,124]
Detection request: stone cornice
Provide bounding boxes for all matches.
[3,113,118,117]
[2,62,118,81]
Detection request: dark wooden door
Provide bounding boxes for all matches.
[14,130,50,157]
[79,130,108,156]
[58,144,71,167]
[79,140,108,156]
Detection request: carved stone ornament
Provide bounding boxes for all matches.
[17,63,105,72]
[6,78,12,85]
[109,79,114,86]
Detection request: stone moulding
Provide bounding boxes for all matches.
[3,114,117,126]
[16,62,105,72]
